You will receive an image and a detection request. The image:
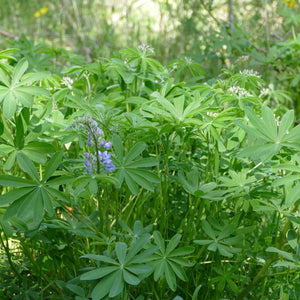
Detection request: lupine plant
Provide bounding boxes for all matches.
[0,41,300,300]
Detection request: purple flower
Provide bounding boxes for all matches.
[86,167,93,173]
[71,116,114,174]
[105,163,115,172]
[104,142,112,149]
[85,160,92,168]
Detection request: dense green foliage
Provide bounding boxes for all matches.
[0,1,300,299]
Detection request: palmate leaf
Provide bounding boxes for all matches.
[91,272,116,300]
[81,266,119,280]
[0,152,70,228]
[17,152,40,182]
[112,135,159,195]
[236,107,300,161]
[11,58,28,87]
[0,58,50,119]
[194,219,241,257]
[81,236,154,300]
[0,187,35,206]
[0,68,10,87]
[0,175,35,187]
[149,231,194,291]
[3,93,17,119]
[42,151,63,182]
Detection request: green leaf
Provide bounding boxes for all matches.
[285,183,300,207]
[126,235,151,262]
[0,175,35,187]
[283,124,300,142]
[266,247,295,261]
[238,144,281,160]
[154,260,166,281]
[66,284,85,297]
[201,220,216,239]
[153,231,166,253]
[168,260,188,282]
[272,175,300,187]
[43,152,63,182]
[166,234,182,255]
[287,229,298,250]
[165,262,177,291]
[41,188,55,217]
[115,242,127,264]
[46,176,73,186]
[0,187,35,206]
[15,114,24,149]
[4,150,17,171]
[112,134,123,161]
[130,168,160,182]
[278,110,294,141]
[125,264,152,275]
[24,142,55,153]
[16,152,40,182]
[261,105,277,141]
[244,107,272,141]
[124,142,146,163]
[11,188,41,222]
[20,72,51,85]
[127,170,155,191]
[168,246,195,257]
[126,157,158,168]
[108,270,124,298]
[93,174,119,185]
[3,92,17,119]
[123,269,140,285]
[11,58,28,87]
[124,171,139,195]
[80,266,119,280]
[81,254,118,264]
[33,190,44,225]
[194,239,212,245]
[13,90,33,106]
[0,69,10,87]
[192,285,202,300]
[129,245,158,264]
[91,272,115,300]
[217,244,233,257]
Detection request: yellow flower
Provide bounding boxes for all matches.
[34,11,41,18]
[288,0,296,7]
[40,7,48,14]
[285,0,296,7]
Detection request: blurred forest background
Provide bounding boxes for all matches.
[0,0,300,112]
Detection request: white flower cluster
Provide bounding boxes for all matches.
[239,69,261,78]
[228,86,254,98]
[184,56,193,64]
[207,111,218,117]
[61,76,73,89]
[138,43,154,54]
[259,88,270,97]
[154,74,165,84]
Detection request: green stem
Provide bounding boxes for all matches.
[0,231,22,282]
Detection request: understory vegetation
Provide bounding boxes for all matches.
[1,1,300,299]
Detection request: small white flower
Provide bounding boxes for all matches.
[259,88,270,97]
[239,69,261,78]
[138,43,154,54]
[184,56,192,64]
[228,86,254,98]
[61,76,73,89]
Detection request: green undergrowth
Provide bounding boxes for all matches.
[0,42,299,299]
